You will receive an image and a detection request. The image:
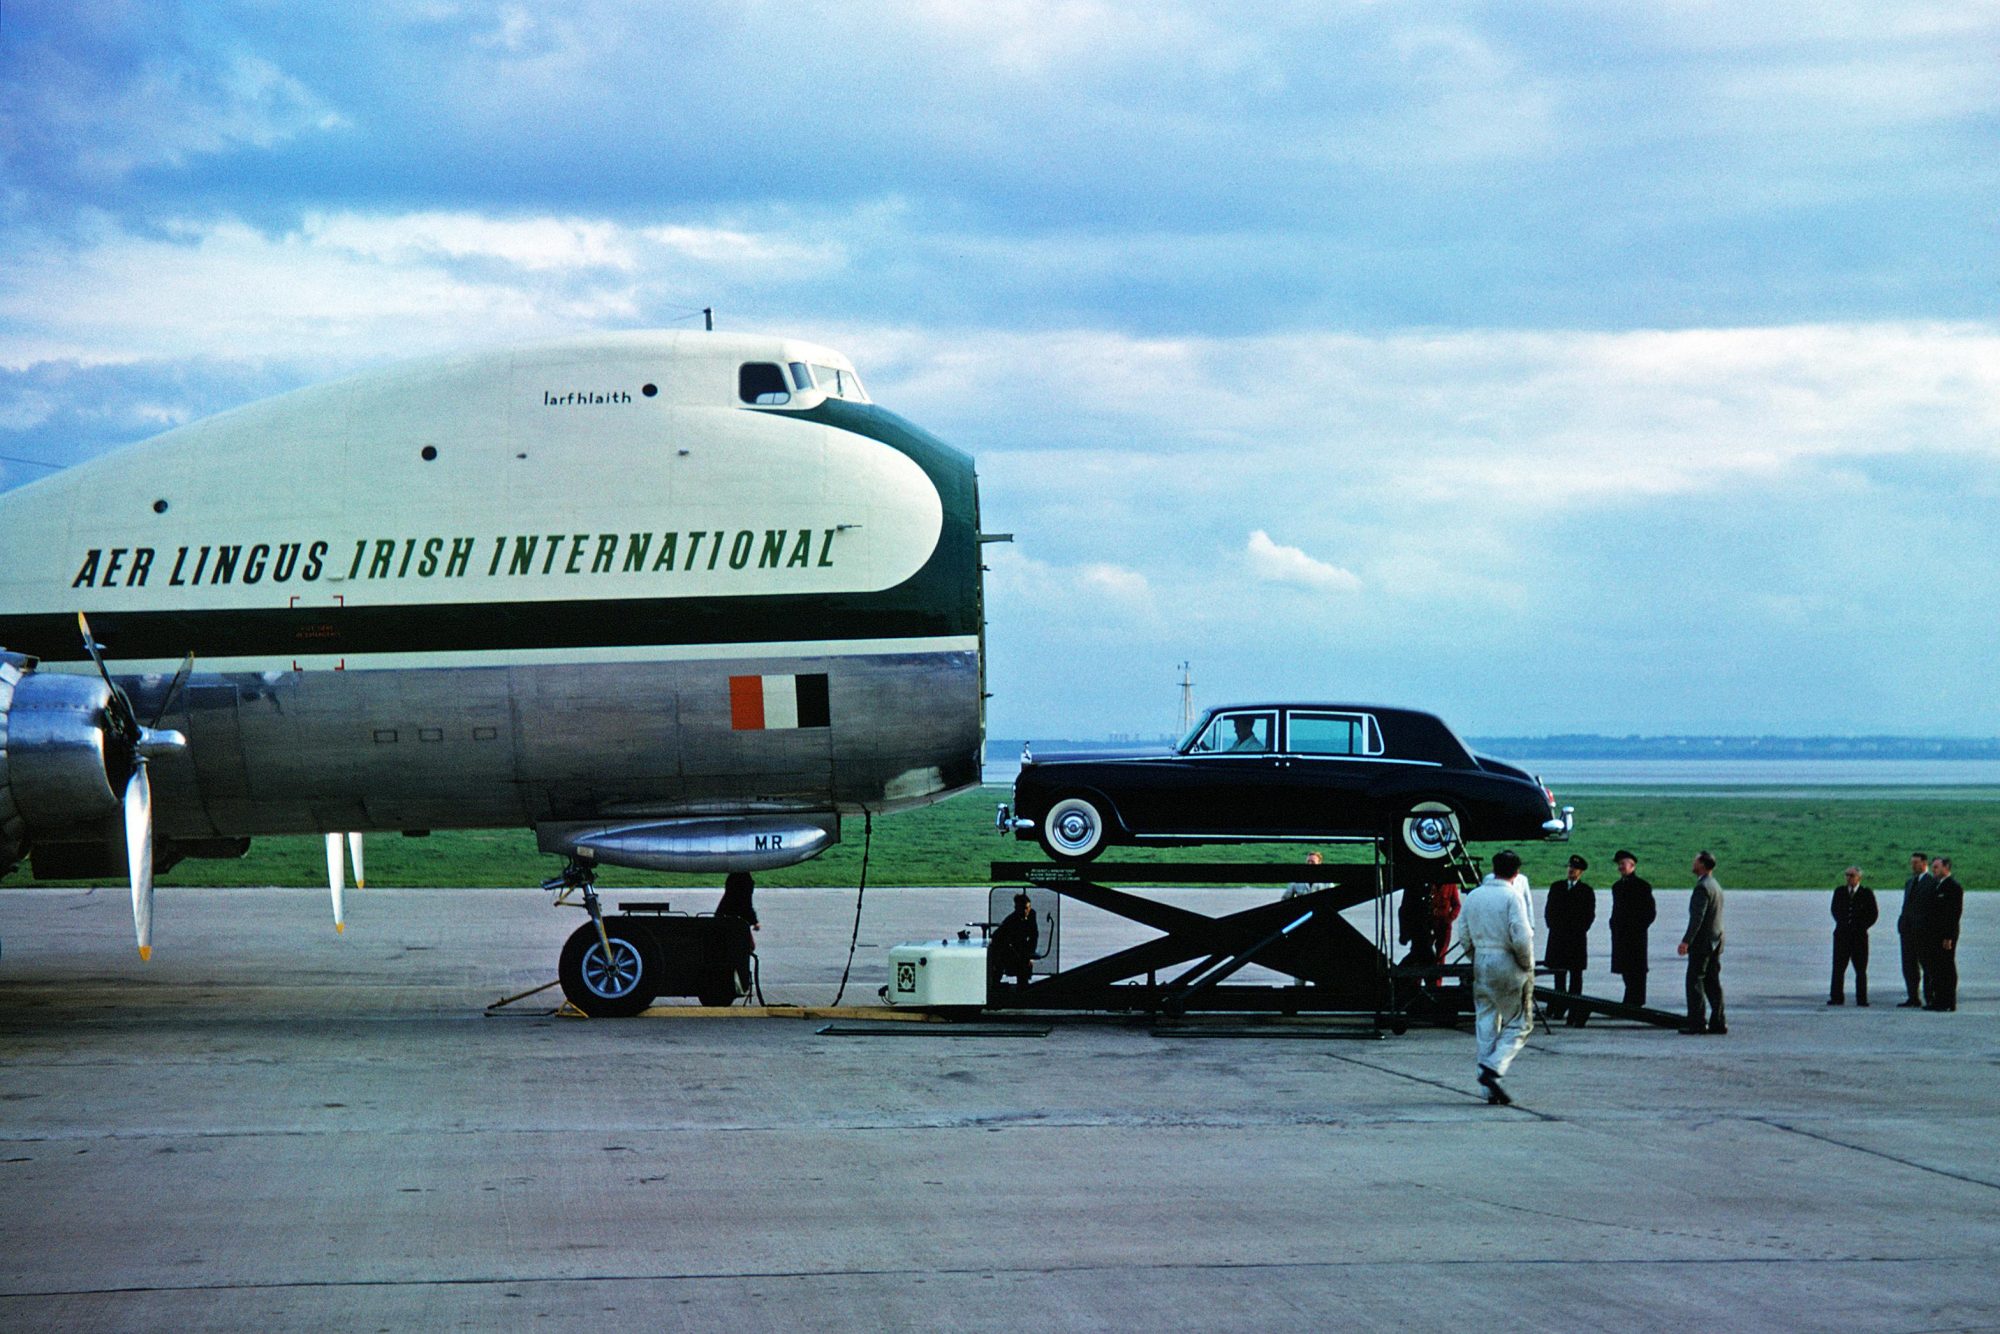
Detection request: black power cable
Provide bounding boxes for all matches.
[828,810,872,1006]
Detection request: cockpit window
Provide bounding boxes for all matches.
[739,362,791,406]
[789,362,813,392]
[809,363,869,402]
[1185,710,1276,755]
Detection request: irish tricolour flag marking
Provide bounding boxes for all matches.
[729,673,831,730]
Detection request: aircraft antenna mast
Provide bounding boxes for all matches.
[703,307,714,331]
[1177,661,1195,734]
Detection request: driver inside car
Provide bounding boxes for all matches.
[1227,715,1269,752]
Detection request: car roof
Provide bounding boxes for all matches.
[1203,703,1438,720]
[1194,704,1474,766]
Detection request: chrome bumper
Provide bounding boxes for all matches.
[1542,806,1575,840]
[994,802,1034,834]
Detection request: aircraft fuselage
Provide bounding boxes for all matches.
[0,331,986,879]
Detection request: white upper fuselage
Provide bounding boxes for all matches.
[0,331,985,857]
[2,332,948,672]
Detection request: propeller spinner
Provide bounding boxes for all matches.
[77,613,188,959]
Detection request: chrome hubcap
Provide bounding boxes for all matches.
[1054,810,1094,846]
[1408,814,1456,856]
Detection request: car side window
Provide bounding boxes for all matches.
[1188,711,1276,755]
[1286,711,1384,757]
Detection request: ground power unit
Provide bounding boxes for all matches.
[885,938,989,1007]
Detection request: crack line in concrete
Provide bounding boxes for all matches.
[1323,1052,1562,1121]
[1750,1117,2000,1193]
[0,1253,1964,1301]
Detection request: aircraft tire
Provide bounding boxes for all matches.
[1039,794,1109,863]
[558,921,661,1017]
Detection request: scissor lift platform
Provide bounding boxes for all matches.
[987,856,1688,1032]
[989,857,1397,1021]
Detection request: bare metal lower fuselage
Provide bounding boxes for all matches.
[130,646,982,841]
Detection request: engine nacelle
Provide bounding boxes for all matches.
[0,654,122,876]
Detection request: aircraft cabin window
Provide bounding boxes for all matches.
[1286,711,1383,757]
[1186,711,1276,755]
[809,364,870,402]
[738,362,791,406]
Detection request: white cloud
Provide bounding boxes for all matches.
[0,209,860,370]
[986,548,1158,625]
[1245,531,1362,593]
[73,53,348,181]
[305,211,639,272]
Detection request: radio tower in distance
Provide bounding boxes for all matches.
[1177,661,1196,735]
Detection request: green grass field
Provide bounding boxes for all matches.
[13,786,1992,892]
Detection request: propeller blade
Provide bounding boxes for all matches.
[125,760,155,960]
[76,611,140,740]
[325,833,346,934]
[347,832,365,890]
[150,651,195,730]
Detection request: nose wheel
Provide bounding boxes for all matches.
[557,921,661,1017]
[546,858,662,1017]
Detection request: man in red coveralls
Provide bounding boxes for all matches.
[1429,879,1462,985]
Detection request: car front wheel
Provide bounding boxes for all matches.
[1398,801,1461,862]
[1040,795,1109,863]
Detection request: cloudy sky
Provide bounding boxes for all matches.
[3,1,1995,739]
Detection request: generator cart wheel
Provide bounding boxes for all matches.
[558,921,660,1017]
[697,972,740,1008]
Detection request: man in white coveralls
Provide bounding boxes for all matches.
[1460,849,1537,1105]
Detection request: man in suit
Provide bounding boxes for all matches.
[1897,851,1934,1008]
[1828,864,1878,1006]
[1461,849,1536,1106]
[1677,850,1726,1035]
[1543,854,1596,1025]
[1925,856,1964,1012]
[1608,849,1656,1006]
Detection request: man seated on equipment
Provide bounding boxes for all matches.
[990,892,1040,989]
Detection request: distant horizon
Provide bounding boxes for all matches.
[988,733,2000,754]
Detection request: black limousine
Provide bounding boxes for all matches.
[1001,703,1572,863]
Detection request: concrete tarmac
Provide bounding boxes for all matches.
[1,882,1995,1332]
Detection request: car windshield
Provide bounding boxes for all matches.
[1184,710,1276,755]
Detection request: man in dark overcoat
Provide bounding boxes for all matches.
[1828,864,1878,1006]
[1607,849,1656,1007]
[1897,851,1933,1007]
[1543,854,1595,1026]
[1924,856,1963,1012]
